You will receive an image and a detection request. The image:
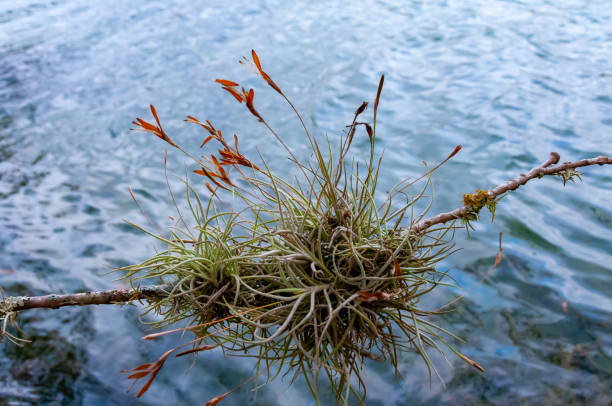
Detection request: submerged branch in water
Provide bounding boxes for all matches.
[409,153,611,234]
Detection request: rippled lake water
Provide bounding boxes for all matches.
[1,0,611,404]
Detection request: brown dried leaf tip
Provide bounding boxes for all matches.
[373,74,385,126]
[457,352,485,373]
[393,258,405,288]
[132,105,177,147]
[447,144,462,160]
[354,101,368,118]
[121,348,175,398]
[346,102,368,145]
[202,376,255,406]
[492,232,503,268]
[364,122,373,142]
[203,391,231,406]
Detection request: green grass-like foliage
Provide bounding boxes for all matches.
[121,51,473,405]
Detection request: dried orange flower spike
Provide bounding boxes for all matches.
[242,88,263,122]
[120,349,175,398]
[217,135,260,170]
[132,105,177,147]
[215,79,245,103]
[251,49,282,94]
[215,79,239,87]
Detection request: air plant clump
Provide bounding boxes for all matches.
[121,50,476,405]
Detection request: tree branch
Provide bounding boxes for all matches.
[1,284,170,313]
[1,153,609,315]
[410,153,611,234]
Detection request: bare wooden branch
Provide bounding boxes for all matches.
[1,284,169,313]
[2,153,609,315]
[409,153,611,234]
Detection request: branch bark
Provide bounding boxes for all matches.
[1,284,170,313]
[409,153,611,233]
[1,153,610,314]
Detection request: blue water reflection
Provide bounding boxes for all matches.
[1,0,611,404]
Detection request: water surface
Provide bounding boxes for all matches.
[1,0,611,404]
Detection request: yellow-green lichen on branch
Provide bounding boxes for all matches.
[462,189,500,222]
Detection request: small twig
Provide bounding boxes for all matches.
[409,153,611,234]
[1,284,170,313]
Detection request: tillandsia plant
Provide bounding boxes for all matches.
[0,50,610,406]
[121,50,470,405]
